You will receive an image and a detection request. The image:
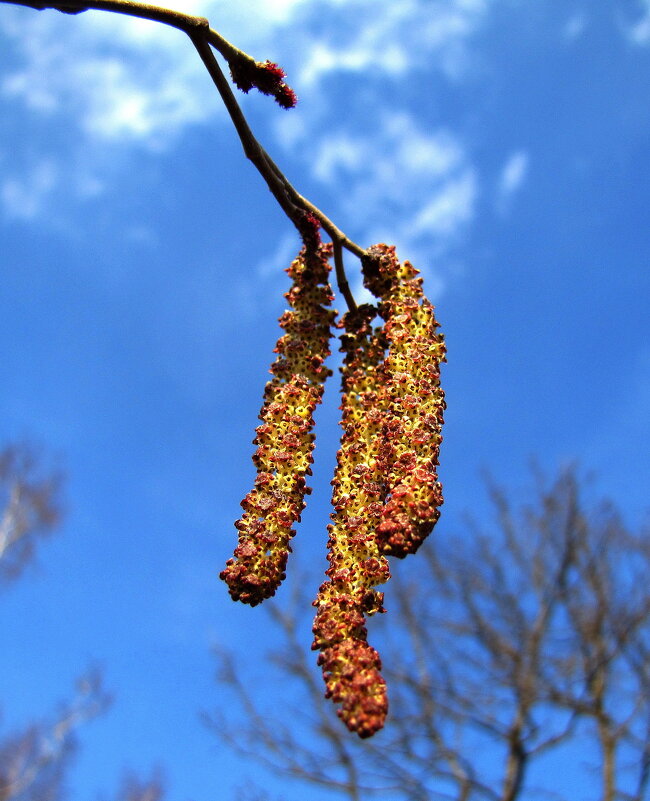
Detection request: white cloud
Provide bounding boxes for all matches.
[266,2,487,279]
[1,158,58,220]
[313,135,367,183]
[626,3,650,44]
[499,150,528,195]
[0,0,485,249]
[79,56,209,144]
[213,0,308,39]
[255,231,301,280]
[409,169,477,237]
[299,111,477,285]
[297,0,486,87]
[0,8,217,147]
[562,13,588,41]
[299,18,409,86]
[275,103,477,297]
[495,150,529,214]
[0,145,107,223]
[312,113,465,193]
[1,0,488,149]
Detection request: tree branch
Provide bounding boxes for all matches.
[0,443,62,586]
[0,0,363,310]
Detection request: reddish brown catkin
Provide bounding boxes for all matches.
[362,244,446,558]
[312,305,390,738]
[229,59,297,109]
[221,243,336,605]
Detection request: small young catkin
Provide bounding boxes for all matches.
[220,243,336,606]
[312,305,390,738]
[362,243,446,558]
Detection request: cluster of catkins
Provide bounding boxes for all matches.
[220,237,446,738]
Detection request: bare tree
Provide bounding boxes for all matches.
[0,442,165,801]
[0,443,62,587]
[0,672,110,801]
[210,468,650,801]
[106,769,166,801]
[0,443,105,801]
[0,695,168,801]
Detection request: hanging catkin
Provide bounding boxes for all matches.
[362,243,446,558]
[312,304,390,737]
[222,241,446,739]
[221,243,335,605]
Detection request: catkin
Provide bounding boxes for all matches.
[222,239,446,738]
[363,243,446,558]
[221,244,336,605]
[312,305,390,738]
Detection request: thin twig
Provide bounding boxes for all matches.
[0,0,365,310]
[189,34,302,221]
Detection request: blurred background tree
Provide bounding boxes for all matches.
[0,442,164,801]
[0,672,108,801]
[0,443,62,587]
[211,468,650,801]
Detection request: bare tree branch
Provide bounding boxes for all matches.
[0,0,364,310]
[0,671,111,801]
[107,769,165,801]
[210,468,650,801]
[0,444,62,587]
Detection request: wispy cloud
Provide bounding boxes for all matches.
[1,0,488,146]
[0,4,224,224]
[626,2,650,44]
[307,112,477,264]
[254,231,301,280]
[0,131,112,225]
[409,169,477,237]
[495,150,529,215]
[294,0,487,87]
[0,0,486,250]
[0,8,217,147]
[1,157,58,220]
[562,13,588,41]
[0,0,318,149]
[264,1,489,285]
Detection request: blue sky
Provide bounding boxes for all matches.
[1,0,649,798]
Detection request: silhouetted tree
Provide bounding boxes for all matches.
[211,468,650,801]
[108,769,165,801]
[0,673,109,801]
[0,443,62,587]
[0,442,165,801]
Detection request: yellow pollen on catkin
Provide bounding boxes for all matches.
[362,243,446,558]
[220,244,336,606]
[312,304,390,738]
